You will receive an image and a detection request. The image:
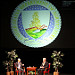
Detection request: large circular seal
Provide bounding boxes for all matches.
[11,0,61,48]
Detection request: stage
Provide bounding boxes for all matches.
[0,0,75,75]
[0,73,74,75]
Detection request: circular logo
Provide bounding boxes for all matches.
[11,0,61,48]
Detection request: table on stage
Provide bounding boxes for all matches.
[27,67,37,75]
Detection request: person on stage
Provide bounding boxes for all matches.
[15,58,24,75]
[38,58,49,75]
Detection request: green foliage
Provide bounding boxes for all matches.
[3,61,9,70]
[51,51,64,71]
[3,49,18,71]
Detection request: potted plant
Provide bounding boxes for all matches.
[3,49,18,75]
[51,51,64,75]
[3,61,10,75]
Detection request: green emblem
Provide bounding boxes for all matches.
[11,0,61,48]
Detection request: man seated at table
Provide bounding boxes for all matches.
[15,58,24,75]
[38,58,49,75]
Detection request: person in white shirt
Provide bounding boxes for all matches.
[15,58,24,75]
[38,58,49,75]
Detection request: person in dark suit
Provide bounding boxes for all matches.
[38,58,49,75]
[15,58,24,75]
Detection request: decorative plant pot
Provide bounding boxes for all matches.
[10,71,14,75]
[6,72,10,75]
[53,72,59,75]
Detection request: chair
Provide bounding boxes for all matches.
[43,63,51,75]
[14,63,26,75]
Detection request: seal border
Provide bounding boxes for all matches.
[11,0,61,48]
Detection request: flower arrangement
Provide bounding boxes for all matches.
[3,49,18,72]
[51,51,64,72]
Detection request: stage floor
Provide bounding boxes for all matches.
[0,73,74,75]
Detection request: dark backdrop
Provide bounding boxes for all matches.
[0,0,75,75]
